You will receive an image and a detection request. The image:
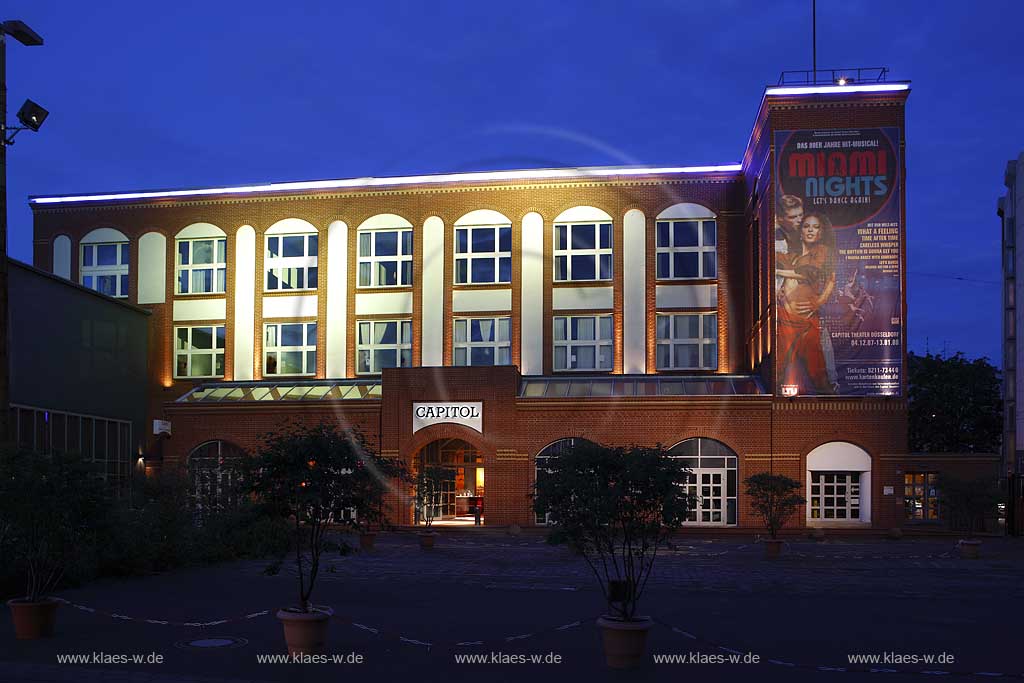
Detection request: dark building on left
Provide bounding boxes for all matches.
[7,258,150,493]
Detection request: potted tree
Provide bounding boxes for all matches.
[937,474,1001,559]
[744,473,805,558]
[414,466,447,549]
[1,450,106,640]
[247,421,400,654]
[533,441,693,669]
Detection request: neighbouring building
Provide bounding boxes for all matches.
[7,258,149,493]
[29,74,948,530]
[1000,152,1024,477]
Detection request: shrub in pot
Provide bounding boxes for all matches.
[414,466,448,549]
[245,421,403,654]
[533,441,694,669]
[0,450,107,640]
[938,474,1001,559]
[744,473,805,559]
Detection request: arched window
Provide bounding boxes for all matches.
[667,437,737,526]
[80,228,130,298]
[356,214,413,288]
[806,441,871,524]
[188,440,247,521]
[265,218,319,291]
[175,223,227,295]
[534,437,596,524]
[655,203,717,280]
[454,210,512,285]
[553,206,613,282]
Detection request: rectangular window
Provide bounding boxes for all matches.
[656,219,717,279]
[264,321,317,376]
[903,472,940,521]
[174,325,225,378]
[809,472,861,520]
[453,317,511,366]
[656,312,718,370]
[266,233,318,291]
[554,222,613,282]
[553,314,613,371]
[81,242,129,298]
[455,225,512,284]
[357,229,413,287]
[176,238,227,294]
[356,319,412,374]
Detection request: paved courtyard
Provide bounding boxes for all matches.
[1,531,1020,682]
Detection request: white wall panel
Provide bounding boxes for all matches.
[520,212,544,375]
[452,288,512,312]
[326,221,348,378]
[52,235,71,279]
[173,298,226,321]
[355,291,414,315]
[655,284,718,309]
[623,209,646,373]
[552,286,614,310]
[263,295,318,319]
[421,217,444,366]
[232,226,256,380]
[138,232,167,304]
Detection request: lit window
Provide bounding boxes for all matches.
[174,325,225,378]
[553,315,613,371]
[554,223,612,282]
[904,472,940,521]
[454,317,511,366]
[357,229,412,287]
[656,312,718,370]
[266,234,318,291]
[81,242,129,298]
[656,219,717,279]
[264,322,317,376]
[669,438,738,525]
[356,320,412,374]
[809,472,861,520]
[455,225,512,284]
[177,238,227,294]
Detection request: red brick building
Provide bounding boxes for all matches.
[30,81,928,530]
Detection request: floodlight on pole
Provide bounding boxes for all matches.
[1,18,45,445]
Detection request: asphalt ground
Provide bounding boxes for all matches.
[1,532,1019,682]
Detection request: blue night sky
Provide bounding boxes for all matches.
[4,0,1021,364]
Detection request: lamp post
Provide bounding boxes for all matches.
[0,19,45,445]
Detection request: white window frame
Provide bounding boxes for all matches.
[265,233,318,291]
[356,319,413,375]
[809,471,862,521]
[453,317,511,366]
[553,314,613,371]
[454,225,512,285]
[656,219,717,280]
[656,312,718,370]
[357,228,413,288]
[264,321,317,376]
[554,222,613,282]
[174,325,226,379]
[80,242,130,298]
[176,238,227,295]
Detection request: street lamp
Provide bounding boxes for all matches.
[1,19,46,445]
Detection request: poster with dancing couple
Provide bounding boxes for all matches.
[774,127,902,396]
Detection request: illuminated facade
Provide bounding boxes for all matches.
[30,82,929,529]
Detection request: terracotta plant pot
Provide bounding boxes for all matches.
[596,615,653,669]
[764,538,784,559]
[958,539,981,560]
[419,532,437,550]
[277,606,332,656]
[359,532,376,551]
[7,598,59,640]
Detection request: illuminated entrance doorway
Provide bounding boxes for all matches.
[415,438,485,526]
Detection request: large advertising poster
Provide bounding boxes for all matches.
[774,127,902,396]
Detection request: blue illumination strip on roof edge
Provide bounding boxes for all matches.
[30,164,743,206]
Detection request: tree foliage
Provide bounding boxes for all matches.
[936,474,1003,536]
[744,473,805,539]
[532,441,694,621]
[908,351,1002,453]
[244,421,405,612]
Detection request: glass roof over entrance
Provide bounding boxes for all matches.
[518,375,766,398]
[177,380,382,403]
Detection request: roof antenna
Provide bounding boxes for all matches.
[812,0,817,81]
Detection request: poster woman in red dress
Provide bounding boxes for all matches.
[776,212,837,394]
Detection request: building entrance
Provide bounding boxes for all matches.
[415,438,485,526]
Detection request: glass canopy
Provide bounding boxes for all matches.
[518,375,765,398]
[177,380,382,403]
